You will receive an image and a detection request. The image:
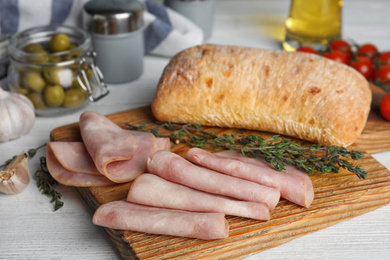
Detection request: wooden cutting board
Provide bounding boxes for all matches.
[50,104,390,260]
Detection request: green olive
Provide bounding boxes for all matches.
[43,68,61,85]
[63,49,81,62]
[48,55,62,64]
[26,49,50,64]
[27,92,47,110]
[63,88,87,108]
[23,43,44,53]
[49,33,70,53]
[23,71,46,92]
[44,85,65,107]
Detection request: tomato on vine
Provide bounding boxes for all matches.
[357,43,378,58]
[296,46,317,54]
[380,92,390,121]
[329,39,352,53]
[374,65,390,87]
[322,50,350,64]
[376,51,390,66]
[350,56,374,80]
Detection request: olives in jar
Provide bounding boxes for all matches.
[49,33,71,53]
[63,88,88,108]
[23,71,46,92]
[7,25,108,116]
[44,85,65,107]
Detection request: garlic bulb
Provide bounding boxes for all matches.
[0,152,30,194]
[0,88,35,142]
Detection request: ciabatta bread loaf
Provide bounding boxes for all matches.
[151,44,371,147]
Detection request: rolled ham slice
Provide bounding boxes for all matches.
[79,111,166,183]
[186,148,314,208]
[127,173,270,220]
[46,142,115,187]
[93,200,229,240]
[147,150,280,210]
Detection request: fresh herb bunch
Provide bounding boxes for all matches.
[126,122,367,179]
[34,157,64,211]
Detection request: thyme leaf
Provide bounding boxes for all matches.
[34,156,64,211]
[126,122,367,179]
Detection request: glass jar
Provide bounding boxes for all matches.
[7,25,109,116]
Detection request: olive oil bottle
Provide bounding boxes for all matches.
[283,0,343,51]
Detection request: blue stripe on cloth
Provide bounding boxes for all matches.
[145,0,171,26]
[50,0,74,24]
[0,0,19,34]
[144,0,172,52]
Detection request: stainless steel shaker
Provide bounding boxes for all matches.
[83,0,144,83]
[164,0,215,41]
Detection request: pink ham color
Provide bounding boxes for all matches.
[46,143,115,187]
[147,150,280,210]
[186,148,314,208]
[156,137,171,151]
[93,200,229,240]
[79,111,168,183]
[103,131,157,182]
[47,142,98,174]
[127,174,270,220]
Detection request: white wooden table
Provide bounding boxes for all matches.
[1,0,390,259]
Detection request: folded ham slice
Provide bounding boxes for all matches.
[79,111,169,183]
[46,142,115,187]
[186,148,314,208]
[147,150,280,210]
[127,173,270,220]
[93,200,229,240]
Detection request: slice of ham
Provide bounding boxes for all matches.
[186,148,314,208]
[127,173,270,220]
[147,150,280,210]
[93,200,229,240]
[79,111,167,183]
[47,142,98,174]
[156,137,171,151]
[46,142,115,187]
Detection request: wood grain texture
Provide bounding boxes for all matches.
[49,105,390,260]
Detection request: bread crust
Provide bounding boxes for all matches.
[151,44,371,147]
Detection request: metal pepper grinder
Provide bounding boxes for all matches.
[164,0,215,41]
[83,0,144,84]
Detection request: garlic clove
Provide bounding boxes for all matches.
[0,88,35,142]
[0,152,30,194]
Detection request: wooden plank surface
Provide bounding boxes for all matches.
[49,105,390,260]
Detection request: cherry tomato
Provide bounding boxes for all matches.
[380,92,390,121]
[329,39,352,53]
[357,43,378,58]
[296,46,317,54]
[322,50,350,64]
[350,56,374,80]
[376,51,390,66]
[374,65,390,86]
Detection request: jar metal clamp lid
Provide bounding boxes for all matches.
[83,0,144,35]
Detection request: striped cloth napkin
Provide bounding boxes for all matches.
[0,0,204,57]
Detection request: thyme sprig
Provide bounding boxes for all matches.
[0,143,46,170]
[34,157,64,211]
[126,122,367,179]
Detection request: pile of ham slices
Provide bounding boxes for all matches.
[46,111,314,240]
